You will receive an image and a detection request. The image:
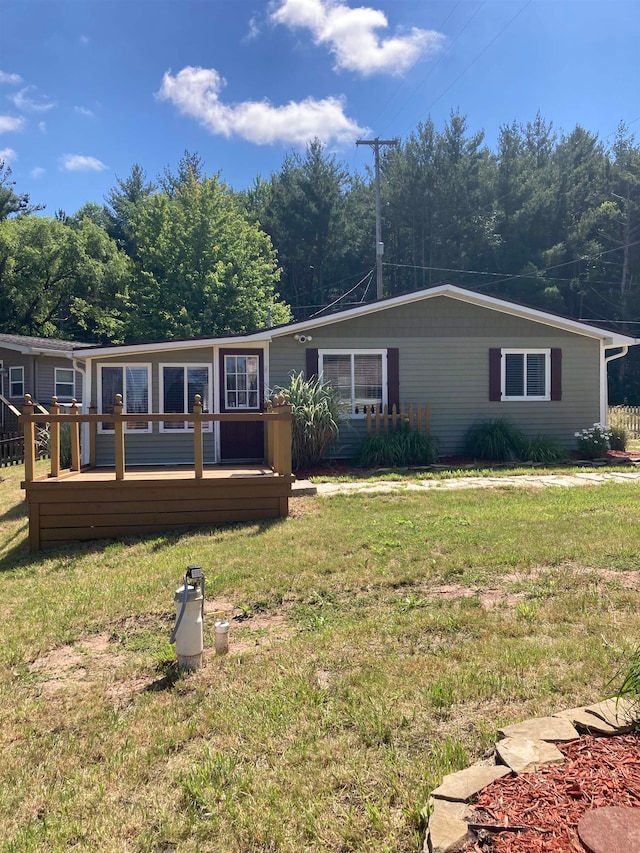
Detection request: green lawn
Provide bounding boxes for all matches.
[1,463,639,852]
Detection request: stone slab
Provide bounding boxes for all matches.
[553,706,619,734]
[578,806,640,853]
[423,798,469,853]
[497,715,579,742]
[495,736,565,774]
[431,764,511,803]
[291,479,317,495]
[585,698,636,731]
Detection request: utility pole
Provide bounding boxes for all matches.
[356,137,399,300]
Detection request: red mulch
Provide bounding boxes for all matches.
[463,734,640,853]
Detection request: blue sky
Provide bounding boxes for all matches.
[1,0,638,216]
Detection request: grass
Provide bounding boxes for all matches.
[1,462,640,851]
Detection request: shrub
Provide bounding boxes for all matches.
[609,425,628,452]
[36,422,73,467]
[575,423,611,459]
[462,418,527,462]
[358,424,438,468]
[522,436,569,465]
[271,372,342,471]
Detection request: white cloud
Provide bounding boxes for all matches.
[157,66,367,146]
[0,115,25,133]
[270,0,446,76]
[38,121,47,133]
[75,106,95,118]
[11,85,56,112]
[0,148,17,163]
[0,70,22,85]
[60,154,107,172]
[31,167,45,179]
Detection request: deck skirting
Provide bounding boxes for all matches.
[25,471,293,551]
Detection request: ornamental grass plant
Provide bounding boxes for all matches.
[462,417,527,462]
[358,425,438,468]
[272,371,343,470]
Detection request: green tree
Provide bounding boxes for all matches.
[0,160,44,220]
[124,171,290,341]
[0,216,129,341]
[104,164,156,256]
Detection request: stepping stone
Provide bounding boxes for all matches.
[497,715,578,742]
[423,798,468,853]
[578,806,640,853]
[431,764,511,802]
[586,698,637,731]
[553,706,619,734]
[495,736,564,774]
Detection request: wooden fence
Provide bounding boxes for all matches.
[365,403,430,434]
[609,406,640,437]
[0,432,24,467]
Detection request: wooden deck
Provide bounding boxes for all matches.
[20,395,293,551]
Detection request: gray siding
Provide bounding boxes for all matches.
[270,295,602,457]
[90,346,219,466]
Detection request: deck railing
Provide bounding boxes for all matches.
[19,394,292,484]
[365,402,431,435]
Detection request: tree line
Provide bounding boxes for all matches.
[1,111,639,399]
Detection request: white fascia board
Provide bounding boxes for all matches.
[0,341,73,357]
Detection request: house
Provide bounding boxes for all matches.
[0,334,87,433]
[71,284,638,465]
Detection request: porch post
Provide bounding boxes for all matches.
[193,394,203,479]
[50,397,60,478]
[70,399,81,471]
[22,394,36,484]
[113,394,125,480]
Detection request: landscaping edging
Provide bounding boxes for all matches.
[423,698,636,853]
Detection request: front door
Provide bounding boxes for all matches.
[219,349,265,461]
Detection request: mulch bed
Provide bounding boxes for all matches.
[463,734,640,853]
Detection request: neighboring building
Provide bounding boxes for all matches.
[0,334,87,433]
[73,284,639,465]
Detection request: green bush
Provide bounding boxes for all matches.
[523,436,569,465]
[272,372,342,471]
[575,423,611,459]
[462,418,527,462]
[609,425,628,452]
[358,425,438,468]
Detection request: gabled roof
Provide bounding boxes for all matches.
[73,284,638,359]
[0,333,94,357]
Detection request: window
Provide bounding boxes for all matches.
[55,367,75,401]
[99,364,151,432]
[319,350,386,415]
[9,366,24,398]
[161,365,211,431]
[501,350,550,401]
[224,355,259,410]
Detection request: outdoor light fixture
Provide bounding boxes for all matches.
[294,334,313,343]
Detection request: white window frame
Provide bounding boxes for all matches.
[501,349,551,401]
[159,363,212,433]
[8,366,24,399]
[318,349,387,417]
[54,367,76,401]
[223,354,261,411]
[97,363,152,434]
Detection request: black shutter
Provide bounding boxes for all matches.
[489,348,502,401]
[551,348,562,401]
[387,348,399,409]
[306,348,319,381]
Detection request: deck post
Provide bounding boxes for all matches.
[274,405,292,478]
[89,402,97,468]
[113,394,125,480]
[193,395,203,479]
[70,399,81,471]
[50,397,60,478]
[22,394,36,484]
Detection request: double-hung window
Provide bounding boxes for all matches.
[501,349,550,401]
[9,366,24,399]
[99,364,151,432]
[319,350,386,415]
[161,365,211,431]
[55,367,75,401]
